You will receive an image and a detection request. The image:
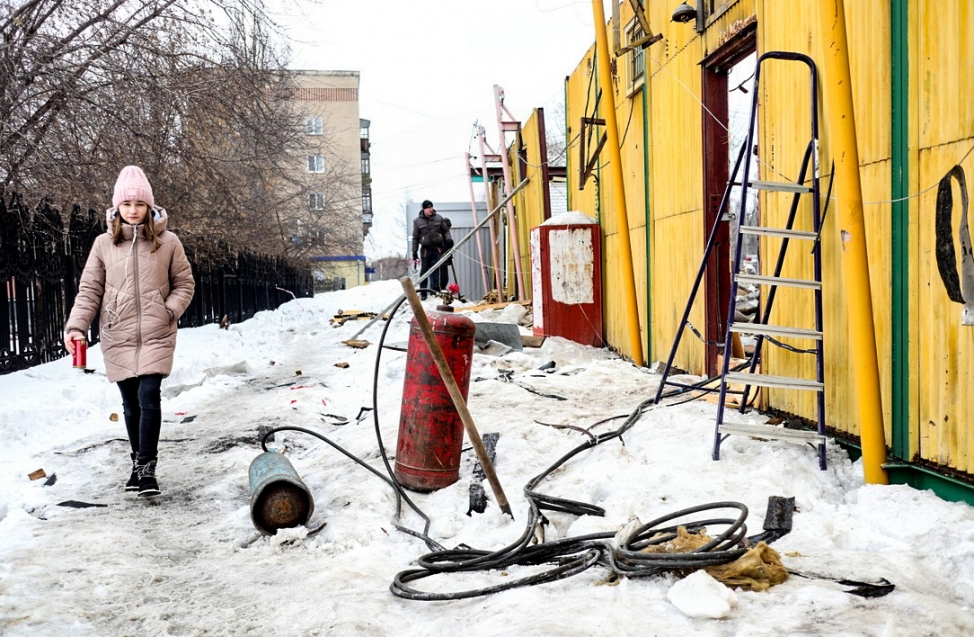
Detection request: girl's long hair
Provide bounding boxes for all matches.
[110,210,162,252]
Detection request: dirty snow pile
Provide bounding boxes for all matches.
[0,279,972,636]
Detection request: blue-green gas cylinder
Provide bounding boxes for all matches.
[248,451,314,535]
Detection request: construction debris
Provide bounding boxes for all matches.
[521,335,545,348]
[706,542,788,591]
[641,526,789,592]
[330,310,380,327]
[456,299,531,314]
[474,323,523,352]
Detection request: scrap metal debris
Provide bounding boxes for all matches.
[58,500,108,509]
[494,368,566,401]
[746,496,795,545]
[789,571,896,599]
[533,420,597,442]
[467,432,500,515]
[837,578,896,598]
[516,383,566,401]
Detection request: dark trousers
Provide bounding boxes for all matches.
[420,246,446,292]
[118,374,163,463]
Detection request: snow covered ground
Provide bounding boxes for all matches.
[1,279,972,636]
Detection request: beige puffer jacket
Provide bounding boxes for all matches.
[65,208,195,382]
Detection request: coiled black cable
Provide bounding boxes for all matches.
[390,392,751,600]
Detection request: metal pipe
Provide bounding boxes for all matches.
[817,0,888,484]
[590,0,644,367]
[478,128,506,298]
[464,151,491,296]
[493,85,527,301]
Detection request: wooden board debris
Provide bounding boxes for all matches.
[456,299,532,314]
[521,335,546,348]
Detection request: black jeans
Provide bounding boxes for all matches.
[117,374,163,463]
[420,246,446,292]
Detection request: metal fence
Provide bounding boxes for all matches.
[0,191,313,376]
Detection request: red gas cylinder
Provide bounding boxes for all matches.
[395,304,476,492]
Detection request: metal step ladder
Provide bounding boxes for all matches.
[713,51,828,470]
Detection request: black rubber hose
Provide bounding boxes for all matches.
[390,388,751,600]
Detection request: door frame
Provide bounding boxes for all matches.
[700,23,757,375]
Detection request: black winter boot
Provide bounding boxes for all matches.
[124,453,140,491]
[136,459,161,498]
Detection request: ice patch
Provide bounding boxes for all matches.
[667,569,738,619]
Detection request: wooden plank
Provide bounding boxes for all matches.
[521,335,545,348]
[456,299,532,314]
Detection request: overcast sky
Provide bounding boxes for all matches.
[274,0,613,258]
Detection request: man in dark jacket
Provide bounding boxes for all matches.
[411,200,453,298]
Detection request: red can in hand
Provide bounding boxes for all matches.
[72,337,87,369]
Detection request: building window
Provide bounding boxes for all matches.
[309,193,325,210]
[627,22,646,93]
[362,188,372,212]
[361,157,370,174]
[307,155,324,173]
[306,117,323,135]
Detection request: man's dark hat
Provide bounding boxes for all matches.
[421,200,433,209]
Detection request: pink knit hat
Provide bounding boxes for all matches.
[112,165,154,208]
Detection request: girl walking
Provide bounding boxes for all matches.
[65,166,195,498]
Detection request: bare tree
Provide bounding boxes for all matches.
[0,0,344,261]
[369,255,408,282]
[545,99,568,168]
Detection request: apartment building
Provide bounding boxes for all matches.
[288,70,371,291]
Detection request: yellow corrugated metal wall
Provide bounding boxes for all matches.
[565,48,600,222]
[757,0,894,442]
[642,1,757,371]
[562,3,651,361]
[644,7,705,372]
[509,110,550,301]
[915,0,974,473]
